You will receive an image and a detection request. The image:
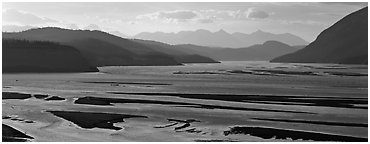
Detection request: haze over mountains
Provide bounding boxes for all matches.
[175,41,301,61]
[272,7,368,64]
[132,39,219,63]
[3,26,306,71]
[134,29,309,48]
[3,27,220,71]
[3,25,308,48]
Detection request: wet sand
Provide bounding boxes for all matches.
[75,96,314,114]
[108,92,367,109]
[3,92,32,100]
[80,81,172,86]
[251,118,367,127]
[2,124,34,142]
[45,96,66,101]
[48,111,148,130]
[224,126,368,142]
[2,62,367,142]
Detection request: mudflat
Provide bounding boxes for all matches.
[2,62,368,141]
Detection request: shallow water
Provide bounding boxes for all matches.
[2,61,368,142]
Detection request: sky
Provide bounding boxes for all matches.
[2,2,367,42]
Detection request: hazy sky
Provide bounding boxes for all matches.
[2,2,367,42]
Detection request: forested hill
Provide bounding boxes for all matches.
[3,39,99,73]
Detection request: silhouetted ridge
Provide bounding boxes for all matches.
[3,27,218,66]
[132,39,219,63]
[271,7,368,64]
[3,39,98,73]
[175,40,300,61]
[135,29,308,48]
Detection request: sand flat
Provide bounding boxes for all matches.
[2,61,367,141]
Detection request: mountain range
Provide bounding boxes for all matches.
[271,7,368,65]
[134,29,309,48]
[3,27,219,68]
[132,39,219,63]
[2,27,309,73]
[175,40,302,61]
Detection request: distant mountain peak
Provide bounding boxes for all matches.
[134,28,308,47]
[256,29,264,32]
[215,29,229,34]
[251,29,268,35]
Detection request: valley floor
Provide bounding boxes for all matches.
[2,61,368,142]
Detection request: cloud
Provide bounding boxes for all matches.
[83,24,100,30]
[198,18,214,23]
[98,18,123,25]
[137,10,198,23]
[320,2,368,6]
[199,8,271,21]
[3,9,58,25]
[136,8,272,24]
[158,10,198,20]
[136,13,156,20]
[126,21,142,25]
[199,9,243,20]
[245,8,270,19]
